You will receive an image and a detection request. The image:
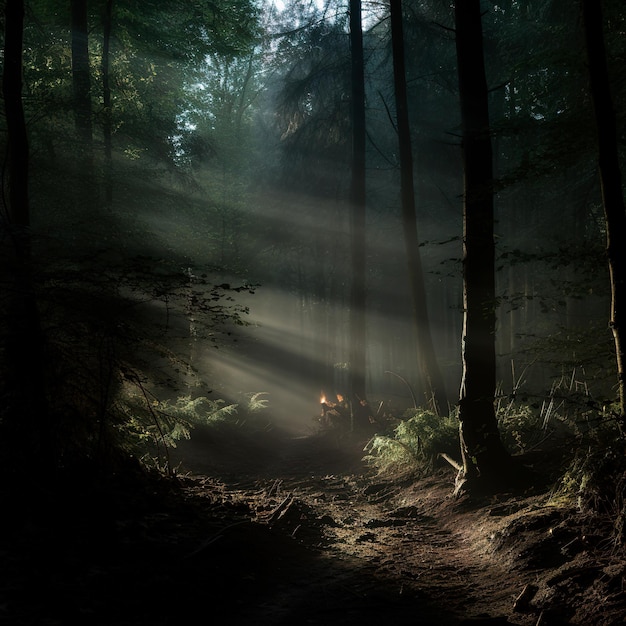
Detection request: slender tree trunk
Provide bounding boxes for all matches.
[582,0,626,424]
[71,0,93,168]
[3,0,29,234]
[2,0,50,475]
[348,0,367,405]
[455,0,510,481]
[390,0,448,415]
[102,0,113,205]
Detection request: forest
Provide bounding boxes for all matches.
[1,0,626,624]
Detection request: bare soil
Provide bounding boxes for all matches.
[2,427,625,625]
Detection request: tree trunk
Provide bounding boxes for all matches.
[71,0,93,167]
[348,0,367,405]
[455,0,510,481]
[390,0,448,415]
[3,0,29,233]
[582,0,626,424]
[102,0,113,205]
[2,0,51,476]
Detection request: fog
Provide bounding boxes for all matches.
[2,8,624,625]
[12,0,618,446]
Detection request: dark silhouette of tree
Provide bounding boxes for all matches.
[1,0,50,475]
[582,0,626,425]
[390,0,448,415]
[102,0,114,205]
[348,0,367,406]
[70,0,94,168]
[454,0,510,482]
[3,1,29,233]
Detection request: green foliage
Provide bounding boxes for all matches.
[502,367,615,447]
[496,401,540,454]
[364,368,621,481]
[550,410,624,515]
[116,386,272,468]
[115,385,240,473]
[8,0,263,477]
[20,0,261,177]
[364,408,459,477]
[157,394,239,429]
[28,244,256,474]
[506,376,626,540]
[243,391,270,415]
[270,15,351,195]
[116,0,259,61]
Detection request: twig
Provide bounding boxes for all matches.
[267,478,282,498]
[385,370,417,408]
[266,493,294,525]
[126,371,172,475]
[438,452,463,472]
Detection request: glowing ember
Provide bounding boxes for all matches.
[320,394,326,404]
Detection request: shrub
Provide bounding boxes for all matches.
[364,408,459,477]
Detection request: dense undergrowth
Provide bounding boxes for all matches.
[362,376,626,545]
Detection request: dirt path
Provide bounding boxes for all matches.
[261,472,531,625]
[170,431,562,625]
[3,429,624,625]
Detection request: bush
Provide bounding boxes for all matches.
[496,402,542,454]
[550,407,623,506]
[364,408,459,477]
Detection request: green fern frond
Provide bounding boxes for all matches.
[364,408,459,476]
[245,391,269,413]
[200,400,239,424]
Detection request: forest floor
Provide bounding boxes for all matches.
[2,424,626,625]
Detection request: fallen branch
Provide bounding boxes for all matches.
[438,452,462,472]
[513,583,538,612]
[265,493,294,525]
[267,478,283,498]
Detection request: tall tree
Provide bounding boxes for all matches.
[390,0,448,415]
[454,0,510,483]
[3,0,29,234]
[348,0,368,407]
[101,0,113,205]
[2,0,50,475]
[582,0,626,425]
[70,0,94,167]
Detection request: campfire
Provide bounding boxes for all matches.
[320,392,341,406]
[320,393,328,417]
[318,393,381,434]
[319,393,348,420]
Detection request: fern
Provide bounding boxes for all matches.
[244,391,270,414]
[117,383,240,459]
[158,394,239,426]
[364,408,459,477]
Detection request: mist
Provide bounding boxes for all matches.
[2,0,620,455]
[3,3,626,625]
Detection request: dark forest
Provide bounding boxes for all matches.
[1,1,626,624]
